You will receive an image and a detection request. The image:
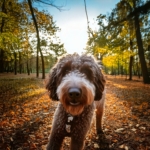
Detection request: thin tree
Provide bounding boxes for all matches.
[132,0,150,83]
[27,0,64,79]
[98,0,150,83]
[27,0,41,78]
[0,0,6,73]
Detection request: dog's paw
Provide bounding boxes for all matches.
[97,132,110,150]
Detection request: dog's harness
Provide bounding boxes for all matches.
[65,114,74,133]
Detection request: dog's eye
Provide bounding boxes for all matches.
[65,69,70,74]
[61,64,71,76]
[80,65,93,81]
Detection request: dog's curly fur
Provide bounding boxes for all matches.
[46,53,106,150]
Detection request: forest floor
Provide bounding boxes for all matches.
[0,73,150,150]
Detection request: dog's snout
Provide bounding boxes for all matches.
[68,88,81,99]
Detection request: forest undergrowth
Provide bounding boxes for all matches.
[0,74,150,150]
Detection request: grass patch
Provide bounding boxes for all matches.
[0,78,46,102]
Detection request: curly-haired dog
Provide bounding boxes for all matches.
[46,53,106,150]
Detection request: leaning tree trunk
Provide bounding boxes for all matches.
[27,0,45,79]
[134,13,150,83]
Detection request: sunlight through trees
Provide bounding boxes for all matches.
[85,0,150,84]
[0,0,66,78]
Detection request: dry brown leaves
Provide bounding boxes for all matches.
[0,75,150,150]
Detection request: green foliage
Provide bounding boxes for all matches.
[0,0,65,74]
[85,0,150,77]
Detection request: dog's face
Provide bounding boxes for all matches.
[46,54,105,116]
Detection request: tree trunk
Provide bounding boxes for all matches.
[129,56,133,80]
[111,65,114,75]
[118,60,119,75]
[0,50,4,73]
[27,61,30,75]
[134,14,150,83]
[0,0,6,73]
[121,65,123,76]
[27,0,45,79]
[14,52,17,75]
[125,61,128,79]
[19,52,22,74]
[40,50,45,79]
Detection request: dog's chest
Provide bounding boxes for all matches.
[63,104,95,137]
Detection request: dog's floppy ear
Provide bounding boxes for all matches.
[94,67,106,101]
[46,67,59,101]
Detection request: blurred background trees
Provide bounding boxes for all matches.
[0,0,150,83]
[0,0,66,78]
[85,0,150,83]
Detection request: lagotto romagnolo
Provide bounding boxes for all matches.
[46,53,106,150]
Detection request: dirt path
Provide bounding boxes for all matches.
[0,75,150,150]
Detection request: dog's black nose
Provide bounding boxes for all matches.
[68,88,81,99]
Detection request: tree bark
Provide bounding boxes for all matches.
[27,0,45,79]
[14,52,17,75]
[134,13,150,83]
[129,56,133,80]
[0,0,6,73]
[0,50,4,73]
[27,61,30,75]
[118,60,119,75]
[19,52,22,74]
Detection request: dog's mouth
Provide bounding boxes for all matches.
[69,102,80,106]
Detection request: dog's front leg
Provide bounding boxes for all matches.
[95,91,105,134]
[70,137,85,150]
[46,133,64,150]
[47,104,66,150]
[96,108,104,134]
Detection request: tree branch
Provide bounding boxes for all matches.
[106,1,150,29]
[34,0,65,11]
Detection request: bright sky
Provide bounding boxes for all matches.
[39,0,119,54]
